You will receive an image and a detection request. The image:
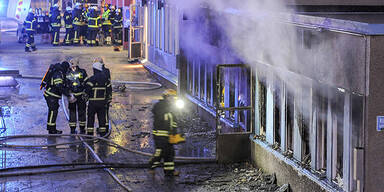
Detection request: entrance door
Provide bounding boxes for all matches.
[128,4,146,60]
[215,64,254,163]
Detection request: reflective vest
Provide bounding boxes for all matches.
[66,68,87,94]
[64,11,73,28]
[88,17,100,28]
[50,11,61,28]
[102,9,112,25]
[25,18,36,32]
[113,14,123,29]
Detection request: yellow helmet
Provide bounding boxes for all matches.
[162,89,177,98]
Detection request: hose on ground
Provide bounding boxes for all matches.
[0,134,216,161]
[19,75,162,90]
[60,96,132,192]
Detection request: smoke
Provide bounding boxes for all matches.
[171,0,317,151]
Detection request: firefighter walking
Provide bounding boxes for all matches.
[85,62,112,136]
[149,89,185,177]
[24,9,37,52]
[65,58,88,134]
[41,62,70,134]
[50,4,61,46]
[64,6,73,45]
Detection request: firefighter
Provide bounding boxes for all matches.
[87,7,100,46]
[112,8,123,51]
[149,89,181,177]
[65,58,88,134]
[64,6,73,45]
[81,4,89,45]
[85,62,112,136]
[49,4,61,46]
[24,9,37,52]
[41,62,70,134]
[102,4,113,45]
[72,3,83,45]
[93,57,111,130]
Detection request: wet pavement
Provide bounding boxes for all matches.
[0,26,287,192]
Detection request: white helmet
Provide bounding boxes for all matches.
[93,62,103,71]
[75,3,81,7]
[66,6,72,11]
[53,4,59,8]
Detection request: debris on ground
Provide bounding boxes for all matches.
[199,163,290,192]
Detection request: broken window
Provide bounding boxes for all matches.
[301,87,311,168]
[187,60,193,95]
[315,93,327,173]
[206,66,212,106]
[194,61,199,97]
[274,78,281,147]
[258,77,267,136]
[332,90,344,187]
[200,62,206,100]
[286,90,294,152]
[351,94,364,191]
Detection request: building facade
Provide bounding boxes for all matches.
[137,0,384,191]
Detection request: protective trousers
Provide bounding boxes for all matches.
[87,101,107,135]
[113,28,122,46]
[44,95,59,131]
[25,31,36,51]
[65,27,73,45]
[105,104,110,131]
[81,25,87,44]
[68,95,86,133]
[87,29,98,46]
[52,27,60,45]
[149,137,175,175]
[102,25,112,45]
[73,25,81,44]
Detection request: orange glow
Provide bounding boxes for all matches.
[123,64,144,69]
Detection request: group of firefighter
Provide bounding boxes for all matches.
[40,57,183,176]
[24,3,123,52]
[41,57,112,137]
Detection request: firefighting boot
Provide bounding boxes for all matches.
[80,127,85,134]
[48,129,63,134]
[87,127,94,136]
[70,127,77,134]
[25,47,31,52]
[32,47,37,51]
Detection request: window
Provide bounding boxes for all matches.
[187,60,193,94]
[164,5,169,53]
[194,61,199,97]
[286,89,294,152]
[258,76,267,136]
[315,93,328,173]
[332,90,344,186]
[155,2,159,48]
[206,65,212,106]
[274,78,281,147]
[200,62,206,101]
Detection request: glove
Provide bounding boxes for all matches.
[82,93,89,101]
[68,94,77,103]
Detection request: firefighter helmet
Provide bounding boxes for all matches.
[162,89,177,98]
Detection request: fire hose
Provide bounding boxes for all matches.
[0,77,215,191]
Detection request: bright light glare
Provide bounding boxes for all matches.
[175,99,185,109]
